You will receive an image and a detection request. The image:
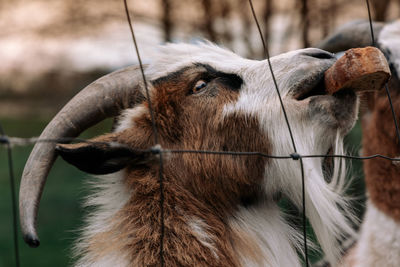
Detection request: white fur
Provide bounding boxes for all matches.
[145,42,251,81]
[73,171,131,266]
[222,49,356,264]
[393,156,400,167]
[188,217,219,259]
[230,201,304,267]
[75,252,130,267]
[114,104,148,132]
[350,201,400,267]
[379,20,400,78]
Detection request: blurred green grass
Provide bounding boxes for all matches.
[0,116,112,267]
[0,116,364,267]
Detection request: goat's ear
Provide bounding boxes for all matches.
[55,134,156,175]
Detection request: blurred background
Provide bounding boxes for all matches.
[0,0,399,266]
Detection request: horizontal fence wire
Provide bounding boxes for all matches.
[1,135,400,162]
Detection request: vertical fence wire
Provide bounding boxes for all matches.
[122,1,165,266]
[0,123,20,267]
[365,0,375,46]
[365,0,400,147]
[247,0,309,265]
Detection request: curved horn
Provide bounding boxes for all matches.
[19,65,146,247]
[317,20,385,53]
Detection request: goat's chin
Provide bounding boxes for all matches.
[308,89,359,135]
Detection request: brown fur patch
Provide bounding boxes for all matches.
[83,64,270,266]
[362,73,400,222]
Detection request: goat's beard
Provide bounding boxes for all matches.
[264,128,357,265]
[307,130,357,264]
[327,132,350,195]
[302,131,356,265]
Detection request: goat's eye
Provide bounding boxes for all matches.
[192,80,207,94]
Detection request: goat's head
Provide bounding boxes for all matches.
[20,43,358,265]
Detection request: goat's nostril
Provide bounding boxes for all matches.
[303,49,335,59]
[314,52,335,59]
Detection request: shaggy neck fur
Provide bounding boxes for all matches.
[74,169,304,266]
[73,114,353,267]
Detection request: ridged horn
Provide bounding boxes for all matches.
[317,20,385,53]
[19,65,146,247]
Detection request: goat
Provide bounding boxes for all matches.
[19,42,358,266]
[318,20,400,266]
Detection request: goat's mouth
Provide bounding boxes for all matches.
[288,66,330,101]
[293,76,327,101]
[290,69,359,133]
[290,69,358,103]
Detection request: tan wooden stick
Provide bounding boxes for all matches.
[325,46,391,95]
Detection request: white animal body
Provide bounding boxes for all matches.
[319,19,400,267]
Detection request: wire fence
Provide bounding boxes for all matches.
[1,0,400,266]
